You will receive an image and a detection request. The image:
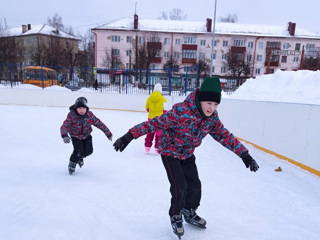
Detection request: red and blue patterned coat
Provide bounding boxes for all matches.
[60,106,112,140]
[129,90,248,160]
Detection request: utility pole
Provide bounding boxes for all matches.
[209,0,217,77]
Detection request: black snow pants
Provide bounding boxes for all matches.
[161,154,202,217]
[70,135,93,163]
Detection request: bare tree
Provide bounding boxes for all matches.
[197,58,210,85]
[223,50,252,79]
[134,32,162,84]
[219,13,238,23]
[0,18,9,37]
[102,48,122,84]
[47,13,65,31]
[159,8,187,20]
[158,11,168,20]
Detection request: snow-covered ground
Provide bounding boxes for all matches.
[0,103,319,240]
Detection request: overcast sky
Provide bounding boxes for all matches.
[1,0,320,35]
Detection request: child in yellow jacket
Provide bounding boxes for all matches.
[145,83,167,154]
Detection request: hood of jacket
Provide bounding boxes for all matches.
[149,91,166,103]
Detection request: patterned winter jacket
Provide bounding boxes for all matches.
[60,105,112,140]
[130,90,248,160]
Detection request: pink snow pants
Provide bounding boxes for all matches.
[144,118,161,148]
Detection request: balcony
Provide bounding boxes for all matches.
[182,44,197,50]
[151,57,162,63]
[265,61,279,67]
[231,46,246,54]
[182,58,196,64]
[147,42,162,50]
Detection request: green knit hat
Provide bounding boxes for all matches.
[198,76,222,103]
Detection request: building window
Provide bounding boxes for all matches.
[139,37,144,44]
[200,40,206,46]
[199,52,205,59]
[126,63,130,69]
[150,37,160,42]
[164,38,170,45]
[175,39,181,45]
[257,55,262,61]
[269,69,275,74]
[221,67,226,73]
[282,43,289,49]
[211,66,215,73]
[164,51,170,58]
[211,52,216,59]
[255,68,260,74]
[111,35,120,42]
[247,55,252,62]
[174,52,180,58]
[295,43,301,51]
[222,53,227,60]
[211,40,217,46]
[112,49,120,56]
[248,41,254,48]
[126,36,132,43]
[150,64,158,70]
[126,50,131,56]
[258,42,264,49]
[223,40,228,47]
[293,56,299,62]
[183,49,197,59]
[306,44,315,50]
[184,37,196,44]
[233,39,246,46]
[281,56,287,63]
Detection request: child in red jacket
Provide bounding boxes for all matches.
[113,77,259,238]
[60,97,113,174]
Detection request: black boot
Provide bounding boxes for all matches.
[170,214,184,237]
[68,161,77,174]
[78,158,84,168]
[182,208,206,228]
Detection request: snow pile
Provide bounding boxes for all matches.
[228,70,320,105]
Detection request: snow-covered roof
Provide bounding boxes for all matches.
[6,24,78,40]
[94,17,320,39]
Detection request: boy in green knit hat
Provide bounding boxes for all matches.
[113,76,259,238]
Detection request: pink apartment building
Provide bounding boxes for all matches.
[92,14,320,85]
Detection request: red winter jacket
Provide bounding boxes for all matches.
[60,106,112,140]
[129,90,248,160]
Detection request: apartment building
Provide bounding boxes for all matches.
[92,15,320,82]
[1,24,79,66]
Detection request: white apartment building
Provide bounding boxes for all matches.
[92,15,320,81]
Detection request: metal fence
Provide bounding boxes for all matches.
[0,63,246,96]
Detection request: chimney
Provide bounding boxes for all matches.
[27,24,31,30]
[287,22,296,36]
[22,25,27,33]
[206,18,212,32]
[134,14,138,30]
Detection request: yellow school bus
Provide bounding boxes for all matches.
[23,66,58,87]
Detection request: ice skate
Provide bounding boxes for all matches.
[68,161,77,174]
[155,148,160,155]
[145,147,151,153]
[170,214,184,238]
[78,159,84,168]
[182,208,206,229]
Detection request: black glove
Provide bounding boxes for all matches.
[113,132,134,152]
[62,135,71,144]
[241,152,259,172]
[107,134,113,141]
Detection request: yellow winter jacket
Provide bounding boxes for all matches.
[145,91,167,119]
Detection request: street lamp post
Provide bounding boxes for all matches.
[209,0,217,77]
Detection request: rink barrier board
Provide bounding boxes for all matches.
[237,137,320,177]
